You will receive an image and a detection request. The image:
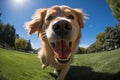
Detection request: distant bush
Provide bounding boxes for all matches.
[87,24,120,53]
[15,38,32,51]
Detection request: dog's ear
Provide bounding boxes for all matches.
[25,8,47,35]
[73,9,86,28]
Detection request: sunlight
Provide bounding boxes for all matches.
[13,0,28,5]
[15,0,24,3]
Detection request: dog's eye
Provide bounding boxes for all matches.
[67,15,74,20]
[46,15,54,21]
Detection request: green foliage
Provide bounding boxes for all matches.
[107,0,120,21]
[15,38,33,51]
[103,25,120,50]
[0,14,16,47]
[77,47,86,54]
[87,32,107,53]
[0,23,16,47]
[0,48,120,80]
[15,38,28,49]
[96,32,106,50]
[0,15,33,51]
[26,40,32,51]
[87,24,120,53]
[87,43,96,53]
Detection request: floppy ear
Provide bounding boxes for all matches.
[25,8,47,35]
[73,9,86,28]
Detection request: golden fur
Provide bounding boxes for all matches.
[25,5,86,80]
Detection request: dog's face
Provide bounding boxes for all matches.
[25,5,86,64]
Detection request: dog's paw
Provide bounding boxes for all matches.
[53,70,58,74]
[41,64,46,69]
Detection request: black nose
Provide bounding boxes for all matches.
[53,20,72,36]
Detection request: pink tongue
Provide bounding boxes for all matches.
[53,40,71,59]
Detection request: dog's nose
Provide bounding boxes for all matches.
[53,20,72,36]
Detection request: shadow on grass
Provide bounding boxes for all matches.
[0,75,9,80]
[49,66,120,80]
[65,66,120,80]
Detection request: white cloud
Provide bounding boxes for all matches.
[79,44,89,48]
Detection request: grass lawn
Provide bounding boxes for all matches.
[0,48,120,80]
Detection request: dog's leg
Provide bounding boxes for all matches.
[40,56,49,69]
[57,64,70,80]
[38,48,49,69]
[38,56,49,69]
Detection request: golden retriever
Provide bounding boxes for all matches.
[25,5,86,80]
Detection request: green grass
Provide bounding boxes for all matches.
[0,48,120,80]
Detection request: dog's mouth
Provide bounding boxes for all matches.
[51,40,72,64]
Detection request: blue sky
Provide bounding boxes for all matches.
[0,0,118,49]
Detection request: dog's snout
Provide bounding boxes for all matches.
[53,20,72,36]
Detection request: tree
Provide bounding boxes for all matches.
[0,12,32,50]
[0,23,16,47]
[87,43,96,53]
[114,23,120,48]
[77,47,86,54]
[3,24,16,47]
[15,34,20,39]
[0,12,1,22]
[107,0,120,21]
[106,0,120,49]
[96,32,106,51]
[26,40,32,51]
[0,13,1,16]
[87,24,120,53]
[15,38,33,51]
[0,21,3,43]
[15,37,28,50]
[103,25,120,50]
